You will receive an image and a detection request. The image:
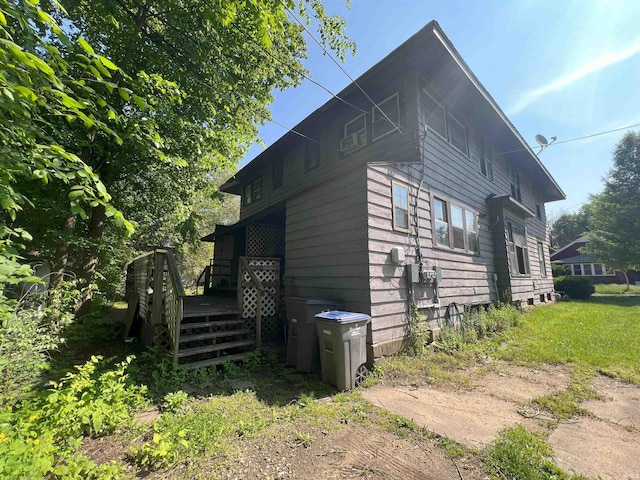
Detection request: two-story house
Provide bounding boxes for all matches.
[202,21,565,359]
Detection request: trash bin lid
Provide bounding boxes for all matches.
[314,310,370,323]
[284,296,342,306]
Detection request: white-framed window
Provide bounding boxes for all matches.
[344,114,366,139]
[433,196,479,254]
[479,138,494,180]
[392,182,409,232]
[537,241,547,277]
[507,221,530,275]
[421,89,447,139]
[508,165,522,202]
[372,93,400,140]
[448,114,468,156]
[570,263,613,276]
[243,176,262,205]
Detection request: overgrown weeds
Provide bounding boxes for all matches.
[486,425,588,480]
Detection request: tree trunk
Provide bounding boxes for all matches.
[49,213,77,289]
[622,270,630,292]
[76,203,107,316]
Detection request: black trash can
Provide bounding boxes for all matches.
[315,311,370,390]
[284,297,342,373]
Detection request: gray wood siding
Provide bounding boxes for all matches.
[366,83,557,348]
[239,74,420,222]
[284,165,371,315]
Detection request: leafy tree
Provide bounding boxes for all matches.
[33,0,356,310]
[549,207,591,249]
[587,132,640,288]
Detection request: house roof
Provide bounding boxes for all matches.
[550,235,589,260]
[220,21,565,202]
[551,254,591,265]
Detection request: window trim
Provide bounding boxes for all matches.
[508,164,522,202]
[392,181,410,233]
[569,263,614,276]
[421,89,448,141]
[343,113,366,142]
[431,193,480,255]
[537,241,547,277]
[242,175,262,206]
[506,220,530,276]
[479,137,494,181]
[447,113,468,157]
[372,93,400,142]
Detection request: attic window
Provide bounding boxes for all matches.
[243,176,262,206]
[340,114,366,153]
[372,93,400,140]
[448,114,468,156]
[479,138,494,180]
[421,89,447,139]
[509,165,522,202]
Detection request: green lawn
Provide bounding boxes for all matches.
[497,296,640,383]
[595,283,640,294]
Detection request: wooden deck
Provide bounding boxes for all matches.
[182,295,238,318]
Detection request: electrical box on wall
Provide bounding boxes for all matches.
[391,247,405,264]
[407,264,420,283]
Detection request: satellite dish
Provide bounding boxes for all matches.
[535,134,549,147]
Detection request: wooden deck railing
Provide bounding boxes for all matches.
[125,249,185,363]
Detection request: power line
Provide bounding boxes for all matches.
[279,0,405,138]
[269,119,326,147]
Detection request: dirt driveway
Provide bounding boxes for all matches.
[363,363,640,480]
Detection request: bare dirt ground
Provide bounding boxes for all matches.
[363,362,640,480]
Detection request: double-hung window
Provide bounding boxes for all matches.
[537,242,547,277]
[243,176,262,206]
[372,93,400,140]
[433,197,479,254]
[507,222,529,275]
[479,138,494,180]
[421,89,447,139]
[508,165,522,202]
[392,182,409,232]
[448,114,468,156]
[305,143,320,173]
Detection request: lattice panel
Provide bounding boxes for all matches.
[163,259,179,350]
[132,255,152,319]
[242,286,277,318]
[247,224,285,257]
[244,315,280,341]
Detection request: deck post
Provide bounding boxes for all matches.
[151,251,164,326]
[255,289,262,351]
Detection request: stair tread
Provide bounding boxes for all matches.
[179,329,251,343]
[177,339,255,358]
[181,352,251,370]
[182,309,239,319]
[180,319,245,329]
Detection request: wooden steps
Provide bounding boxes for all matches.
[177,307,255,369]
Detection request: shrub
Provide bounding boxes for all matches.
[554,276,595,300]
[552,264,571,277]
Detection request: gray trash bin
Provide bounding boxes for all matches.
[315,311,370,390]
[284,297,342,373]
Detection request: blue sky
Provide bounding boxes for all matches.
[243,0,640,220]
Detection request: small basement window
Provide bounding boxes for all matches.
[421,89,447,139]
[392,182,409,232]
[448,114,468,156]
[372,93,400,140]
